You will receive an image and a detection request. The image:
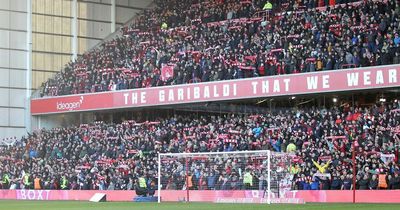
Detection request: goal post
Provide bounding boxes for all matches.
[157,150,300,204]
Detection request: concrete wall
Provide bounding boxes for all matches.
[1,0,154,139]
[0,0,30,140]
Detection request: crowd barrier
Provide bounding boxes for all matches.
[1,190,400,203]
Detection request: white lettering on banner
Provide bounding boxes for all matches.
[19,190,50,200]
[250,79,290,95]
[141,92,146,103]
[347,73,359,86]
[364,71,371,85]
[273,80,280,92]
[124,93,129,104]
[307,76,318,90]
[168,89,174,101]
[213,85,219,97]
[284,79,290,91]
[132,92,138,104]
[56,101,80,111]
[20,190,25,199]
[194,87,200,99]
[262,80,269,93]
[124,92,147,104]
[252,81,258,94]
[159,90,165,102]
[347,69,398,87]
[187,87,191,100]
[251,190,260,198]
[37,190,44,200]
[322,75,330,88]
[223,84,230,96]
[177,88,184,100]
[204,86,210,98]
[56,96,84,111]
[155,84,239,104]
[28,190,34,200]
[376,70,384,84]
[306,75,330,90]
[389,69,397,83]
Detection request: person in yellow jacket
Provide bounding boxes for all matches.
[23,173,31,189]
[263,1,273,10]
[60,175,68,190]
[135,175,148,196]
[161,22,168,30]
[286,142,296,153]
[312,159,332,173]
[138,176,147,189]
[243,170,253,189]
[289,164,301,174]
[2,173,10,189]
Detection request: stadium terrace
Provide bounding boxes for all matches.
[2,0,400,207]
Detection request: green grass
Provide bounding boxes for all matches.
[0,201,399,210]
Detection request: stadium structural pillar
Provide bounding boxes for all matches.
[71,0,78,61]
[111,0,116,32]
[26,0,33,134]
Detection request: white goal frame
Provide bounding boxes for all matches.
[157,150,273,203]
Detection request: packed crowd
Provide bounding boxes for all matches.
[40,0,400,97]
[1,101,399,191]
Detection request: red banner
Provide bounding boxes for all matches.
[1,190,400,203]
[31,65,400,115]
[161,64,174,81]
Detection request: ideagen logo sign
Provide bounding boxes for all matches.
[56,96,84,111]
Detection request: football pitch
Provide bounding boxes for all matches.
[0,201,399,210]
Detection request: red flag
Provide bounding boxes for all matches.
[161,64,174,81]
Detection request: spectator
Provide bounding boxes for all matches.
[39,0,400,97]
[1,101,399,191]
[369,175,378,190]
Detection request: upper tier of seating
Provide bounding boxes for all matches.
[40,0,400,97]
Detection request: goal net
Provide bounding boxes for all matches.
[157,150,303,204]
